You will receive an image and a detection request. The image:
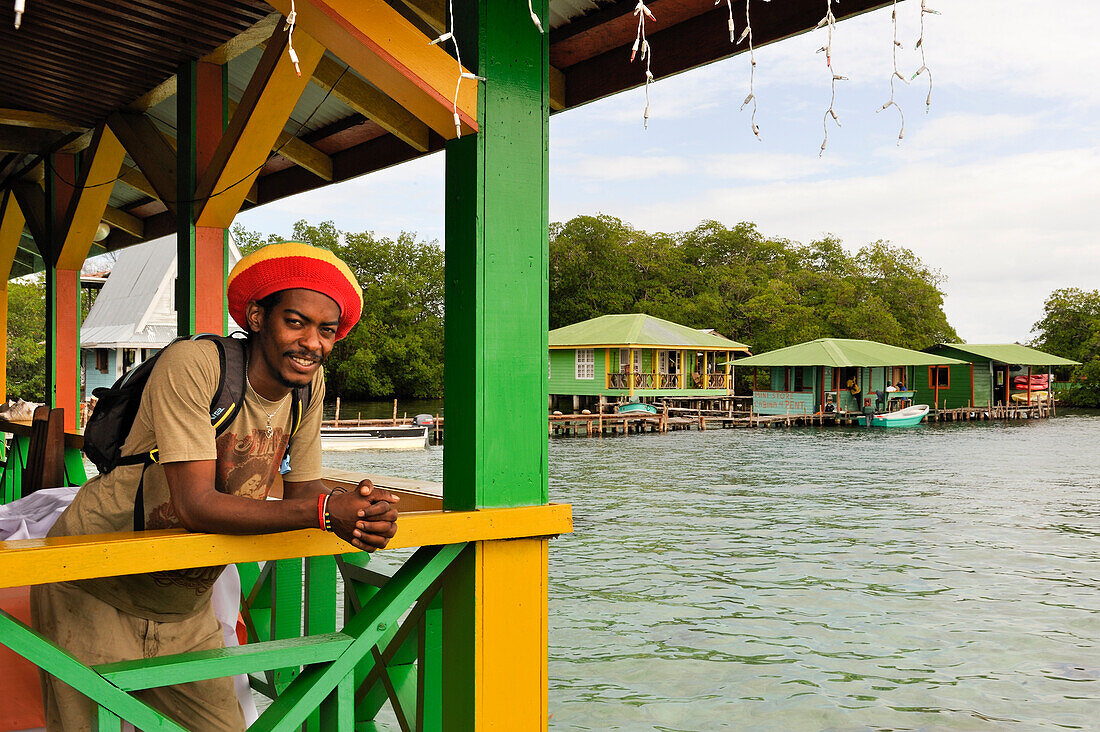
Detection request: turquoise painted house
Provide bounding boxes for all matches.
[734,339,966,415]
[913,343,1080,409]
[548,314,751,399]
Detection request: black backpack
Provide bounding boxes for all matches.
[82,334,311,529]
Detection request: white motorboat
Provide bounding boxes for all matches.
[320,424,429,450]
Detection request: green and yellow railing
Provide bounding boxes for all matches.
[0,475,571,730]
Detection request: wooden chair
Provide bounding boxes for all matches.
[23,405,65,495]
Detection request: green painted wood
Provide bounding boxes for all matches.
[94,633,353,691]
[319,672,354,731]
[175,60,198,334]
[95,707,122,732]
[305,556,338,732]
[443,0,549,511]
[418,592,444,731]
[248,543,464,732]
[1,435,27,503]
[0,610,185,731]
[64,445,87,486]
[271,557,304,692]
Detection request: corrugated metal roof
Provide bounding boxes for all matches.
[80,236,177,348]
[933,344,1080,367]
[550,314,750,350]
[735,339,967,368]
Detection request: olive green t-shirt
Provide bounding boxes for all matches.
[49,339,324,621]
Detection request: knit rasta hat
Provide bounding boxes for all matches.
[227,241,363,340]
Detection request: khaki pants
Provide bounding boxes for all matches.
[30,582,245,732]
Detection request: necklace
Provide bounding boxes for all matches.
[246,372,289,438]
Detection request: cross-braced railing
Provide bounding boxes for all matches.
[0,492,571,730]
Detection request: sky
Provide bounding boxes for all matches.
[236,0,1100,344]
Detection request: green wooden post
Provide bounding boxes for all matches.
[176,59,198,335]
[271,558,304,692]
[442,0,550,727]
[442,0,549,511]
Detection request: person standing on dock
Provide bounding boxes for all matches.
[846,374,863,411]
[30,242,400,732]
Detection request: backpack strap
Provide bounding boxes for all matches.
[133,335,246,530]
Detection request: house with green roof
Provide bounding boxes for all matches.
[913,344,1080,409]
[548,314,751,401]
[733,338,967,416]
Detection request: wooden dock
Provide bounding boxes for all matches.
[547,399,1057,438]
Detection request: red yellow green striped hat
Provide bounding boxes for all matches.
[227,242,363,340]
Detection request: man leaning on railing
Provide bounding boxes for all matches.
[30,242,400,732]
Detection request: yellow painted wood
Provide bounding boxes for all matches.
[100,206,144,239]
[549,65,566,112]
[195,27,324,227]
[477,538,549,729]
[0,108,85,132]
[0,191,25,279]
[201,13,281,65]
[679,351,685,389]
[629,347,635,397]
[225,98,334,181]
[266,0,477,139]
[56,126,126,270]
[0,192,24,400]
[312,55,431,152]
[117,165,158,200]
[604,347,610,389]
[0,503,572,589]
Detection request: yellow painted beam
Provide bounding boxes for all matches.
[107,112,178,214]
[267,0,477,139]
[0,108,85,132]
[117,164,158,200]
[0,192,21,400]
[0,190,24,280]
[56,125,126,270]
[226,98,333,181]
[202,12,281,65]
[0,503,572,589]
[549,65,566,111]
[195,23,324,227]
[128,77,176,113]
[312,55,430,152]
[100,206,144,239]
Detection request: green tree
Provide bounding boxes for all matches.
[1031,288,1100,407]
[6,277,47,401]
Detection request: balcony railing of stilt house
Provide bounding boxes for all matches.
[0,471,571,730]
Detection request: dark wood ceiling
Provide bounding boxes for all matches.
[0,0,271,126]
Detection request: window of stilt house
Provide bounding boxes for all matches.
[929,365,950,389]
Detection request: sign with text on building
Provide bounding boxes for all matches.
[753,390,814,415]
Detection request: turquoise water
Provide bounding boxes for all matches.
[324,412,1100,730]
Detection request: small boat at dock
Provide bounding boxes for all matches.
[860,404,929,428]
[320,424,429,450]
[615,402,658,415]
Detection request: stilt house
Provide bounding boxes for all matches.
[549,314,751,401]
[913,344,1080,409]
[735,338,966,415]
